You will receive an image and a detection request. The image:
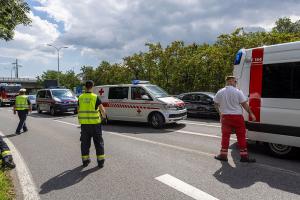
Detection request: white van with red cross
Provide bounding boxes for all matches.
[233,41,300,157]
[93,81,187,128]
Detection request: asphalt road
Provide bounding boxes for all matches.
[0,107,299,200]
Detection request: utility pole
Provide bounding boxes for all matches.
[12,59,22,78]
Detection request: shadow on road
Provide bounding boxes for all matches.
[39,166,99,194]
[103,120,186,134]
[29,112,76,119]
[2,133,18,138]
[213,144,300,195]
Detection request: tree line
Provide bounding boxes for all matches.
[37,17,300,94]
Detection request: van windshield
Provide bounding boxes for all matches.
[51,89,74,98]
[144,85,169,98]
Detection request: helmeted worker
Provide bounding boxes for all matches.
[214,76,256,163]
[78,80,107,168]
[0,136,15,169]
[14,88,32,134]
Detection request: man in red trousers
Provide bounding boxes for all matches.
[214,76,256,163]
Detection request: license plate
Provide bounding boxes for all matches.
[67,108,75,111]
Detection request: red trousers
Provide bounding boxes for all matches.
[220,115,248,157]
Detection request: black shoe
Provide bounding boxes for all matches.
[3,160,16,169]
[23,129,28,133]
[240,157,256,163]
[82,160,91,167]
[97,161,104,168]
[3,159,16,169]
[15,131,21,135]
[98,163,104,168]
[214,155,228,162]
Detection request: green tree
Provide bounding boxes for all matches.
[272,17,300,33]
[0,0,32,41]
[37,70,81,89]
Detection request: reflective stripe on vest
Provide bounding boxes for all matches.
[15,95,29,110]
[78,93,101,124]
[2,150,11,157]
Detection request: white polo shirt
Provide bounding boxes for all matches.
[213,86,247,115]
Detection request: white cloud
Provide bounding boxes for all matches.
[1,0,300,78]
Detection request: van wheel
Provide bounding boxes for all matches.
[267,143,293,158]
[50,107,56,116]
[37,106,42,114]
[149,113,164,129]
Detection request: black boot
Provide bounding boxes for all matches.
[3,157,16,169]
[214,154,228,162]
[97,160,104,168]
[82,159,91,167]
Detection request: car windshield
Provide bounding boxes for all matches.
[51,89,74,98]
[28,95,36,100]
[144,85,169,98]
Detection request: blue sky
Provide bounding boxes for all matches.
[0,0,300,78]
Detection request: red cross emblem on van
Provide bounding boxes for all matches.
[99,88,104,96]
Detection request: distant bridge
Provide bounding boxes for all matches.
[0,77,42,91]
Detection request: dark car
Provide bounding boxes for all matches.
[36,89,78,116]
[177,92,218,118]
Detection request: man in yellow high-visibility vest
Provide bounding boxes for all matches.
[78,80,106,168]
[13,88,32,135]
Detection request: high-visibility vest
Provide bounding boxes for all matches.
[78,93,101,124]
[15,95,29,110]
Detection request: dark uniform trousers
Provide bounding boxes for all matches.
[16,110,28,133]
[80,123,104,164]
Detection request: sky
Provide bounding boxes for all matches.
[0,0,300,78]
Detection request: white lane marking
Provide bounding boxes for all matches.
[54,120,78,127]
[0,131,40,200]
[155,174,219,200]
[54,120,300,177]
[166,129,237,141]
[181,121,221,128]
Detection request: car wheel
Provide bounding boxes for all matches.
[37,106,42,114]
[267,143,294,158]
[50,107,56,116]
[73,110,78,114]
[149,112,164,129]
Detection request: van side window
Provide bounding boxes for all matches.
[45,91,51,99]
[108,87,129,99]
[131,87,152,100]
[37,91,46,98]
[262,62,300,99]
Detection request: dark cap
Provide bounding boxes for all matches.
[85,80,94,88]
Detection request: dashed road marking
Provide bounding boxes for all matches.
[0,131,40,200]
[155,174,219,200]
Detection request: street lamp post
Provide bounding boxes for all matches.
[47,44,68,73]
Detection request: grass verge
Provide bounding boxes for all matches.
[0,169,15,200]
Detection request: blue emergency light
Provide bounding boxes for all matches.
[132,80,150,85]
[234,49,244,65]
